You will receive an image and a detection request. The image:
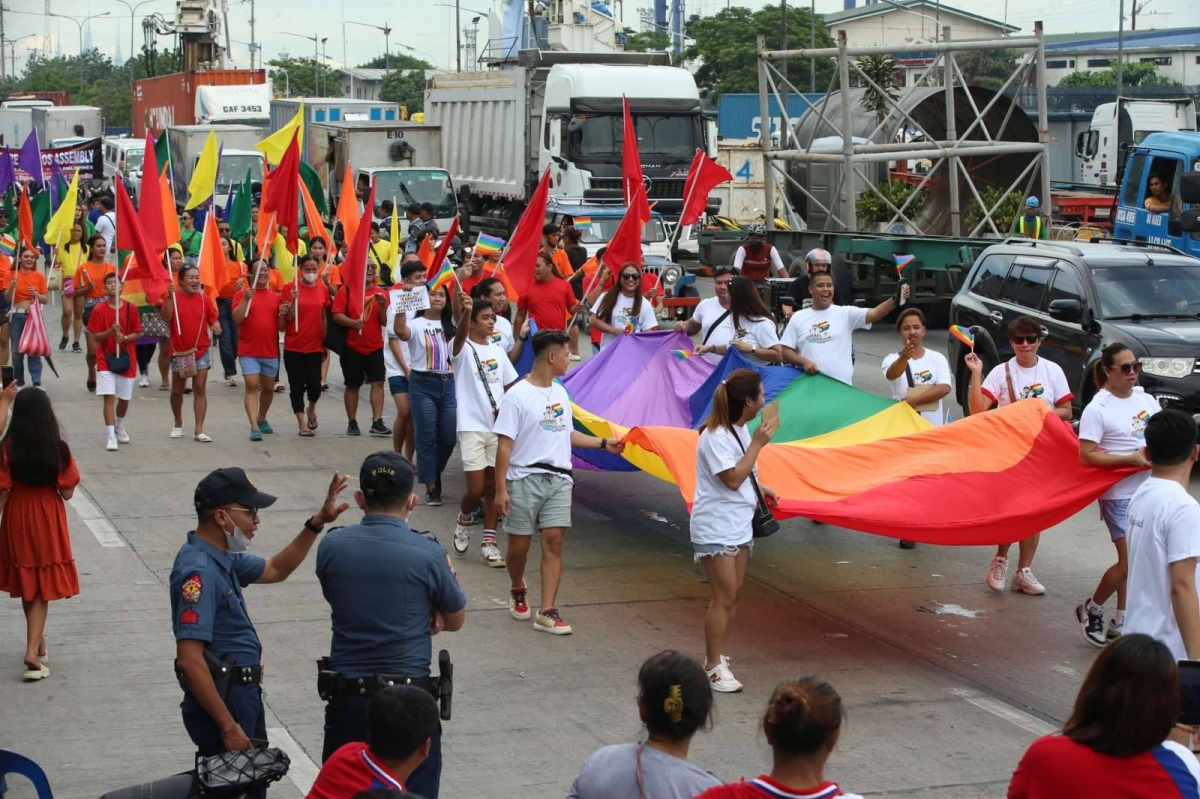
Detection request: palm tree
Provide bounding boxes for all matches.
[857,53,899,143]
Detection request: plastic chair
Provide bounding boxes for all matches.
[0,749,53,799]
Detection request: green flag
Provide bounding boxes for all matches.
[299,161,327,217]
[154,131,171,178]
[228,168,253,241]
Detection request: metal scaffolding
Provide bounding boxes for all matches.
[756,22,1053,237]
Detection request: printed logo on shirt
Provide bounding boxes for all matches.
[1132,409,1151,439]
[489,331,503,345]
[1021,382,1045,399]
[916,369,933,383]
[805,320,832,344]
[734,326,749,340]
[617,307,638,333]
[476,358,501,383]
[540,402,567,432]
[181,574,202,604]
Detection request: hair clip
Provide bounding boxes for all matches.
[663,685,684,723]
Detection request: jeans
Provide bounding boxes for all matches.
[9,312,43,385]
[322,694,442,799]
[216,297,239,378]
[136,341,157,374]
[283,350,324,413]
[409,372,457,485]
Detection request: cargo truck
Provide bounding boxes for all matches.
[269,99,401,171]
[426,50,717,239]
[167,124,265,213]
[132,69,267,138]
[1075,98,1197,188]
[1113,131,1200,257]
[33,105,103,147]
[313,121,458,240]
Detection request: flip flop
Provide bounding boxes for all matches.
[193,433,213,443]
[158,383,170,391]
[299,429,315,438]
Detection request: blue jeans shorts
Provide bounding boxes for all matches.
[388,374,410,395]
[693,541,754,563]
[1100,498,1131,542]
[239,356,280,378]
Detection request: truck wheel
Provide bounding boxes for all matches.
[675,285,699,321]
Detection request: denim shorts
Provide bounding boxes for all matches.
[239,356,280,378]
[693,541,754,563]
[172,350,212,373]
[388,374,409,395]
[1100,498,1131,543]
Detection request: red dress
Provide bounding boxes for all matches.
[0,448,81,602]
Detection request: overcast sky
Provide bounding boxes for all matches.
[5,0,1199,76]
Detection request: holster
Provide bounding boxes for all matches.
[316,651,454,720]
[175,649,237,700]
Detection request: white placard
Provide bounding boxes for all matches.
[390,285,430,315]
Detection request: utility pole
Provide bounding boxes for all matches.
[249,0,255,69]
[1116,0,1124,96]
[455,0,462,72]
[809,0,815,93]
[1,2,6,81]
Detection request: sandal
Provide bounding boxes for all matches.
[158,383,169,391]
[299,429,315,438]
[22,663,49,681]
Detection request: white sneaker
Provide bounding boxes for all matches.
[169,427,183,439]
[480,541,506,567]
[1106,620,1123,641]
[137,375,149,388]
[1011,567,1046,596]
[105,436,118,452]
[453,521,471,555]
[706,655,743,693]
[116,427,131,444]
[986,555,1009,592]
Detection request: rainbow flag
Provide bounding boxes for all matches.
[895,254,915,277]
[0,233,14,256]
[572,216,593,231]
[427,260,455,293]
[670,349,693,360]
[475,232,505,256]
[949,324,975,349]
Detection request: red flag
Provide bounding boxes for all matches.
[17,183,33,249]
[139,132,168,254]
[621,96,652,224]
[340,183,376,321]
[601,184,648,272]
[260,131,300,255]
[500,168,551,296]
[430,215,460,274]
[116,176,170,305]
[679,150,733,227]
[196,211,223,300]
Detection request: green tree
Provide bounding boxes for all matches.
[857,178,924,228]
[5,50,148,128]
[622,28,671,53]
[682,5,836,97]
[268,56,341,98]
[379,70,429,115]
[357,53,434,71]
[965,186,1022,236]
[955,48,1018,90]
[1056,61,1180,88]
[857,53,898,141]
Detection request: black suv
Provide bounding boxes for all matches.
[948,238,1200,418]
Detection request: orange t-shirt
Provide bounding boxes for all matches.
[218,260,248,299]
[79,261,115,299]
[0,254,11,291]
[545,247,573,278]
[12,270,48,304]
[322,263,342,287]
[267,269,284,294]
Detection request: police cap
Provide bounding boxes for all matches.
[194,467,278,514]
[360,451,415,503]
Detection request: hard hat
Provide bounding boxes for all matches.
[749,223,767,236]
[805,248,832,265]
[1025,196,1040,209]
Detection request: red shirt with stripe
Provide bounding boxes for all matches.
[305,742,405,799]
[1007,735,1200,799]
[698,776,863,799]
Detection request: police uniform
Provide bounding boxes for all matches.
[168,468,278,757]
[316,452,466,799]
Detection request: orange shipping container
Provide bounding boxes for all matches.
[132,69,267,138]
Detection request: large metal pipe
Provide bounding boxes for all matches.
[838,30,856,231]
[1035,21,1053,212]
[763,35,1039,60]
[944,26,961,236]
[758,34,775,231]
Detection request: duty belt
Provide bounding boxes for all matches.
[317,652,453,720]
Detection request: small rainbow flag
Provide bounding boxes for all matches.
[573,216,593,231]
[949,324,975,350]
[670,349,694,360]
[895,254,915,277]
[427,260,456,293]
[475,232,505,256]
[0,234,14,257]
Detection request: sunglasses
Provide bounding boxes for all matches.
[224,505,259,518]
[620,273,640,281]
[1113,361,1142,375]
[1010,335,1041,345]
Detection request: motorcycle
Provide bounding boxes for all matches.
[98,747,290,798]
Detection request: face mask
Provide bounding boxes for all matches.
[749,240,763,250]
[303,273,317,285]
[221,513,251,552]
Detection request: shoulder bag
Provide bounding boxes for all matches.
[469,340,500,420]
[903,362,939,413]
[103,303,134,374]
[1005,360,1019,404]
[170,296,208,379]
[731,427,780,538]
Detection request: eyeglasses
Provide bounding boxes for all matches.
[223,506,259,518]
[1115,361,1143,375]
[621,273,640,281]
[1010,335,1041,345]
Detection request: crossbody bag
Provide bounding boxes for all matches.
[171,298,208,378]
[468,341,500,420]
[701,309,732,346]
[103,303,134,373]
[903,362,940,413]
[731,428,780,538]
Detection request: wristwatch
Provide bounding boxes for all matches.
[304,516,325,534]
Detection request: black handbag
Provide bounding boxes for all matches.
[103,304,133,374]
[733,428,780,538]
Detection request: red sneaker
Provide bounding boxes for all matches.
[509,584,531,620]
[534,607,573,635]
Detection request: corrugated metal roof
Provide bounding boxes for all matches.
[1045,26,1200,52]
[822,0,1018,32]
[336,68,388,82]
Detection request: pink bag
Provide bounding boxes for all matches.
[18,300,51,358]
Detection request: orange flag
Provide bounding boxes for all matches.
[196,210,223,300]
[160,166,181,246]
[17,183,33,249]
[256,211,278,267]
[299,178,334,257]
[417,234,433,268]
[336,164,359,247]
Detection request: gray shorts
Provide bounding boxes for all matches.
[506,472,572,534]
[1100,498,1131,543]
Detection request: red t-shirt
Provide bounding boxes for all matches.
[332,285,387,355]
[1007,735,1200,799]
[305,742,406,798]
[233,289,282,358]
[86,301,143,377]
[283,281,331,354]
[518,276,576,331]
[169,290,218,359]
[698,776,860,799]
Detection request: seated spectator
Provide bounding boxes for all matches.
[697,676,862,799]
[308,685,439,798]
[1008,633,1200,798]
[353,792,422,799]
[1145,173,1178,214]
[567,650,720,798]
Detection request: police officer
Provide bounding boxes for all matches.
[170,468,351,761]
[317,451,467,799]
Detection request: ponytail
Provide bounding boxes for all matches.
[1094,342,1131,390]
[703,368,763,433]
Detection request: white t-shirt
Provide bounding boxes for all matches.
[980,357,1073,409]
[490,315,515,354]
[730,315,780,365]
[403,316,452,373]
[692,297,733,363]
[1078,387,1160,500]
[880,349,953,426]
[383,301,407,379]
[690,425,757,547]
[451,339,518,433]
[1124,476,1200,661]
[494,379,574,483]
[781,303,871,385]
[590,292,659,349]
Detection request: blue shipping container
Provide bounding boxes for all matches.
[269,98,400,163]
[717,93,825,140]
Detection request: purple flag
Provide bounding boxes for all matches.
[0,147,15,196]
[18,131,42,189]
[49,160,65,208]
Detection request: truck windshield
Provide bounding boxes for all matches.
[217,155,264,192]
[125,150,144,171]
[570,114,702,162]
[578,217,667,244]
[1092,265,1200,318]
[372,170,456,217]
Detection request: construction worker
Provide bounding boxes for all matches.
[1014,197,1049,240]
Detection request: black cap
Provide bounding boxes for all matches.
[360,451,415,503]
[194,468,278,514]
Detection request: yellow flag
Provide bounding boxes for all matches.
[389,195,401,273]
[184,129,219,211]
[44,168,80,247]
[256,103,304,166]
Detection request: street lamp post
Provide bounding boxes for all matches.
[110,0,164,83]
[321,38,328,95]
[346,20,392,73]
[280,32,322,96]
[49,11,112,89]
[2,34,36,79]
[436,4,488,71]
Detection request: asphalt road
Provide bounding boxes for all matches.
[0,287,1185,798]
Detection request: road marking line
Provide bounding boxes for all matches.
[268,726,320,795]
[947,688,1057,737]
[69,488,127,548]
